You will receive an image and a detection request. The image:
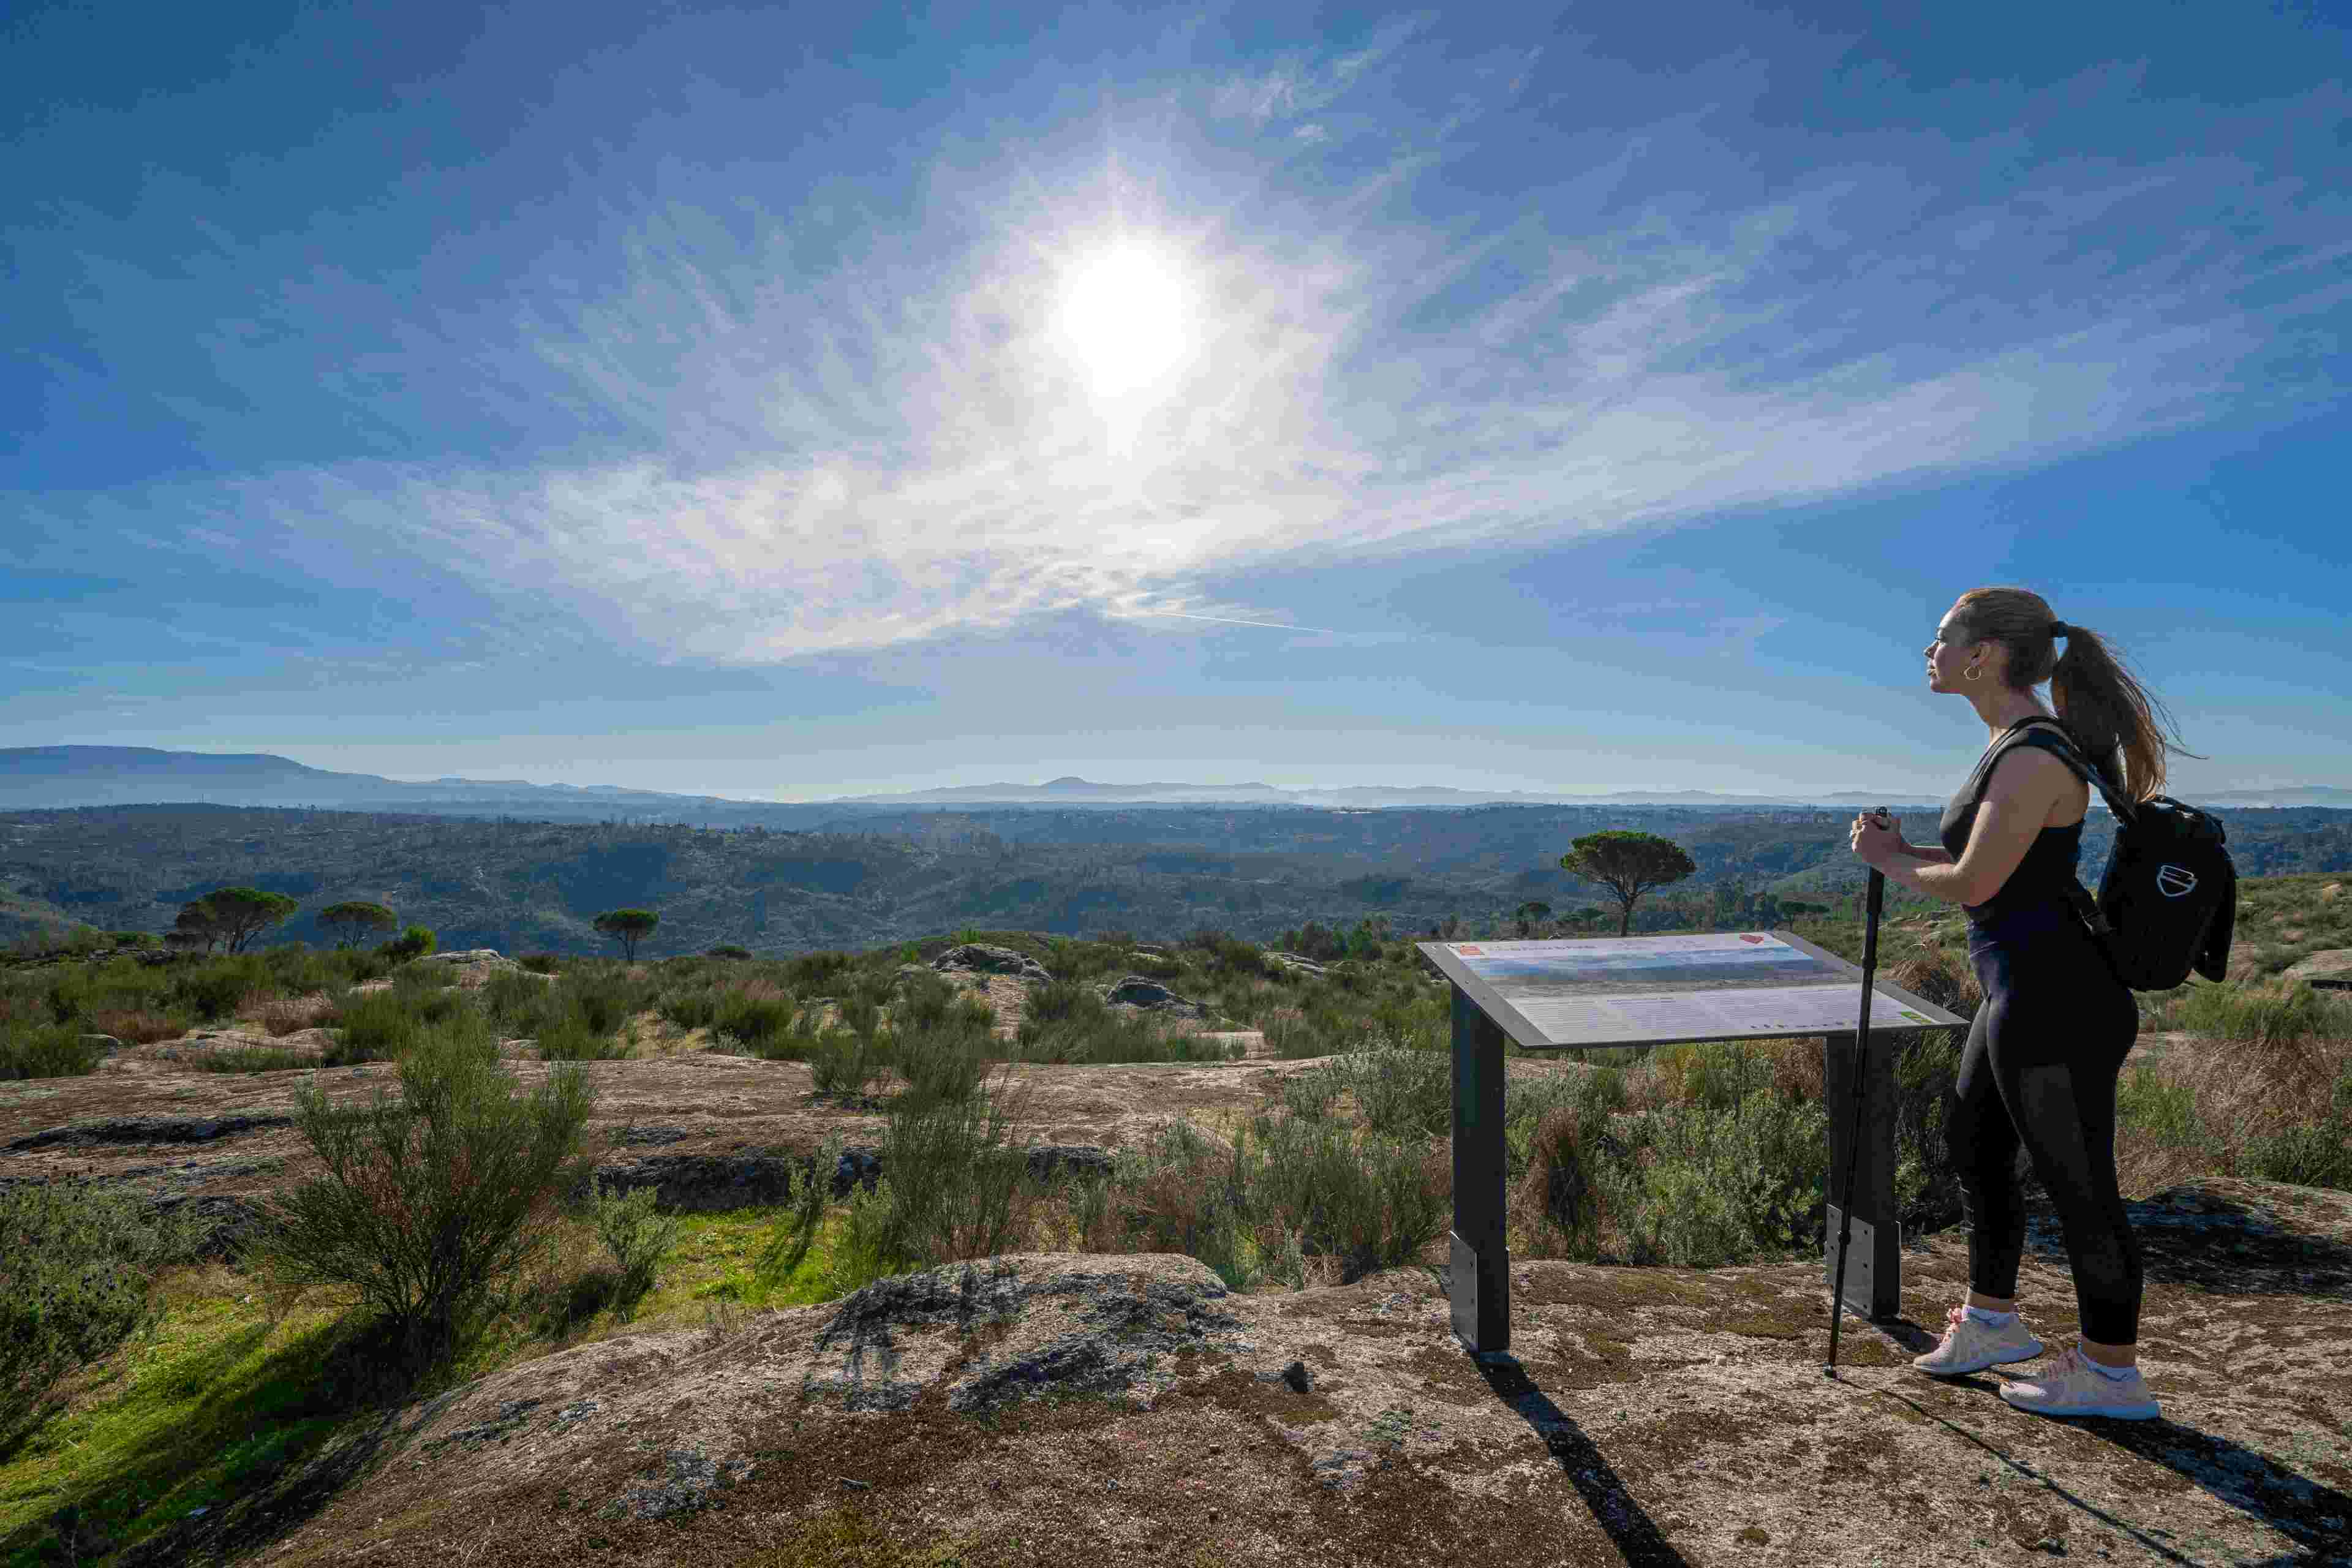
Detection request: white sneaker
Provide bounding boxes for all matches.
[1911,1304,2045,1377]
[1999,1344,2160,1420]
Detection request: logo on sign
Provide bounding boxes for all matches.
[1740,934,1765,944]
[2157,865,2197,899]
[1455,944,1483,955]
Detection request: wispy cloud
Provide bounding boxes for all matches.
[20,29,2348,668]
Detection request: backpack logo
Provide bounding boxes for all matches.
[2157,864,2198,899]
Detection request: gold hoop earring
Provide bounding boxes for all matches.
[1965,666,1982,682]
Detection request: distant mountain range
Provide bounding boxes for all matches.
[5,746,2347,816]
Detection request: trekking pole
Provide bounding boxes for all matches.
[1826,813,1889,1379]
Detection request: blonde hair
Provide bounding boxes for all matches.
[1951,584,2203,805]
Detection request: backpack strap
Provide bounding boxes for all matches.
[1970,719,2135,976]
[1973,718,2139,831]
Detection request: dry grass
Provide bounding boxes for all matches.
[85,1008,186,1045]
[617,1008,709,1060]
[2116,1023,2352,1194]
[247,992,339,1036]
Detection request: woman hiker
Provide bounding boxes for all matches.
[1847,585,2198,1421]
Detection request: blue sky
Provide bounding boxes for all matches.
[6,0,2348,802]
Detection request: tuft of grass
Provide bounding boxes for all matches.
[587,1183,683,1314]
[739,1501,971,1566]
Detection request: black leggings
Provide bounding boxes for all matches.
[1948,899,2144,1345]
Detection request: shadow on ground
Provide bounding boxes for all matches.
[1869,1380,2352,1566]
[1472,1353,1692,1568]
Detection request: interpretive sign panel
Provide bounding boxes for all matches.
[1421,930,1967,1355]
[1420,930,1950,1055]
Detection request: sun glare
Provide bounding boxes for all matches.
[1051,238,1196,405]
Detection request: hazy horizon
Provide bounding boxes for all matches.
[7,2,2348,801]
[7,741,2340,806]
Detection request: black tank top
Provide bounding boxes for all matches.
[1937,717,2103,922]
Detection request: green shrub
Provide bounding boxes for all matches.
[780,949,855,995]
[2242,1120,2352,1188]
[808,1028,886,1096]
[1011,978,1197,1065]
[0,1022,109,1079]
[2177,976,2348,1049]
[258,946,341,996]
[255,1030,598,1361]
[657,984,721,1032]
[893,1028,987,1106]
[380,925,437,962]
[2241,1057,2352,1189]
[1,1177,206,1445]
[588,1183,683,1310]
[1019,974,1098,1031]
[755,1131,849,1293]
[712,989,796,1051]
[477,969,559,1033]
[1177,927,1265,974]
[889,974,997,1104]
[1333,1042,1453,1141]
[533,1005,634,1061]
[568,968,657,1035]
[821,1071,1038,1294]
[518,953,561,975]
[324,989,491,1066]
[893,972,993,1041]
[29,955,175,1028]
[834,989,885,1043]
[1608,1095,1831,1267]
[171,956,271,1021]
[1272,1063,1344,1121]
[706,944,753,961]
[1233,1107,1451,1284]
[1890,1030,1965,1234]
[2117,1064,2203,1146]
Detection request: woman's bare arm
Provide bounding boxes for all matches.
[1898,842,1956,865]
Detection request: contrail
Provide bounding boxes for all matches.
[1120,610,1346,634]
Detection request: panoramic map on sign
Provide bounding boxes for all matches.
[1439,932,1936,1047]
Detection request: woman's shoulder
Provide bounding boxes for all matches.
[1983,731,2091,815]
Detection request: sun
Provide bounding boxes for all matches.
[1050,237,1196,405]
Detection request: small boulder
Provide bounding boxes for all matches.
[931,944,1053,985]
[1264,951,1328,978]
[80,1034,124,1055]
[2282,949,2352,989]
[1100,975,1212,1020]
[420,949,516,968]
[803,1254,1254,1415]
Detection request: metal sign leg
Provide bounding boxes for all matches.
[1822,1029,1902,1322]
[1450,984,1509,1354]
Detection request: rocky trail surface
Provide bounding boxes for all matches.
[0,1043,1387,1242]
[2,995,2345,1567]
[97,1178,2352,1568]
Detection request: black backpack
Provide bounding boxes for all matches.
[1974,718,2237,990]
